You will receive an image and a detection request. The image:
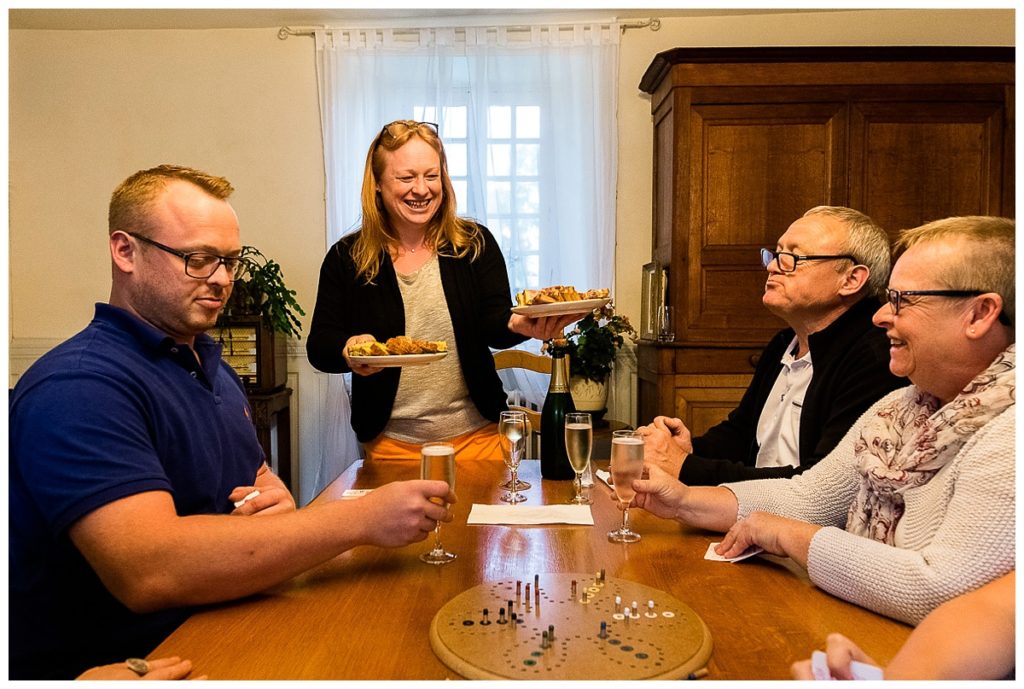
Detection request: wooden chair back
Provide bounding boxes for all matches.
[492,349,551,452]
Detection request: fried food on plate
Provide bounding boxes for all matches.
[349,337,447,357]
[515,286,609,306]
[348,341,390,357]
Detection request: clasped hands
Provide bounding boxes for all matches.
[635,416,692,478]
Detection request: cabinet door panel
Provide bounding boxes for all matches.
[684,103,846,344]
[850,100,1007,234]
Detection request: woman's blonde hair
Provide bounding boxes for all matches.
[351,120,482,283]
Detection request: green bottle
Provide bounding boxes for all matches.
[540,339,577,480]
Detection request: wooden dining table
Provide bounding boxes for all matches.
[151,457,912,679]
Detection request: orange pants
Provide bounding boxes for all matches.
[363,423,501,461]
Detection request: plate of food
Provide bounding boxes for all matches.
[348,336,448,367]
[511,286,611,317]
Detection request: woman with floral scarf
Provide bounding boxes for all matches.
[625,216,1014,625]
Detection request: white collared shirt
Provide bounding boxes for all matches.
[754,336,813,468]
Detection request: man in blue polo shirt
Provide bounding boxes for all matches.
[9,165,455,679]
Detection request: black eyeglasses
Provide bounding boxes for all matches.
[378,120,439,143]
[127,232,246,281]
[760,248,858,273]
[885,288,988,316]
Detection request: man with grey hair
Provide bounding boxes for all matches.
[640,206,903,485]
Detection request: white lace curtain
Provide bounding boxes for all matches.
[311,22,619,474]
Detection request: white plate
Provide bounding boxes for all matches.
[511,297,611,318]
[349,352,448,367]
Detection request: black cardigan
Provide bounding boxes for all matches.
[306,224,526,442]
[679,298,904,485]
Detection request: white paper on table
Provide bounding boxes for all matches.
[704,542,764,563]
[467,504,594,525]
[594,469,612,488]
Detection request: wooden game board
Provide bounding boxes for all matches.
[429,572,712,679]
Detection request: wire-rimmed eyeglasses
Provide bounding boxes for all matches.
[127,232,247,281]
[760,248,858,273]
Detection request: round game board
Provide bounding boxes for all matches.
[429,572,712,680]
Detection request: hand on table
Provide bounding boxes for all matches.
[355,480,457,548]
[76,656,204,680]
[344,334,385,377]
[715,510,821,566]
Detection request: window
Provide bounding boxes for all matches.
[415,104,541,295]
[317,23,617,298]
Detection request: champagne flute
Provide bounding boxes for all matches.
[500,414,531,491]
[608,430,643,543]
[564,412,593,505]
[498,411,528,504]
[420,442,457,564]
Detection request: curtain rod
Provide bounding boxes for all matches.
[277,18,660,40]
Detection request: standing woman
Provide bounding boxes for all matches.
[307,120,573,460]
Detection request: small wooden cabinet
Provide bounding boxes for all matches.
[209,315,287,392]
[637,47,1014,426]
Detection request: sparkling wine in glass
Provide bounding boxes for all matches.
[608,430,644,543]
[564,412,593,505]
[420,442,456,564]
[499,411,532,491]
[499,411,528,504]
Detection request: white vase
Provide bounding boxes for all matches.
[569,375,609,412]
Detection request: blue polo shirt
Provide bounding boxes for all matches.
[9,303,265,679]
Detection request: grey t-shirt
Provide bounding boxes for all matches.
[384,255,489,443]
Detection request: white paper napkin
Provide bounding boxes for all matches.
[467,504,594,525]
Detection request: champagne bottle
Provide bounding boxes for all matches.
[540,339,577,480]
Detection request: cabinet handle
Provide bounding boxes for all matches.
[748,353,760,368]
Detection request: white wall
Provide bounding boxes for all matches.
[9,9,1014,498]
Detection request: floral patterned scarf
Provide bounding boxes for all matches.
[847,344,1015,544]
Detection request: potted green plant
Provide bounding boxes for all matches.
[226,245,305,339]
[217,245,305,391]
[564,302,637,415]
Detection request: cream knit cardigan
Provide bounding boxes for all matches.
[725,387,1015,625]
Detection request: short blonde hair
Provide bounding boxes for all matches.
[351,120,482,283]
[109,164,234,237]
[897,215,1015,326]
[803,206,891,298]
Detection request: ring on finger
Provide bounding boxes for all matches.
[125,658,150,676]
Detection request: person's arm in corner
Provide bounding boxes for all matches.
[884,570,1015,680]
[791,571,1015,680]
[69,479,455,614]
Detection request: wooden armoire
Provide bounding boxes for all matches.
[636,47,1014,433]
